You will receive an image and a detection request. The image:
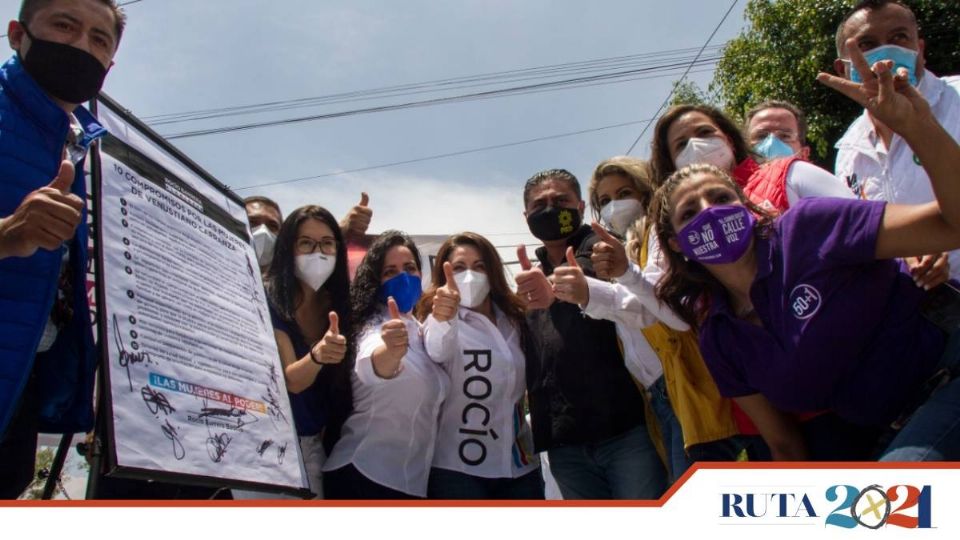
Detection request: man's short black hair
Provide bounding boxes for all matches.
[746,100,809,145]
[243,195,282,217]
[19,0,127,45]
[835,0,918,56]
[523,168,581,208]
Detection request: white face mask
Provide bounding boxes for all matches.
[251,225,276,267]
[675,136,735,171]
[295,253,336,291]
[453,269,490,309]
[600,199,645,237]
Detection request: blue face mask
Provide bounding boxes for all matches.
[379,272,422,314]
[753,134,796,161]
[847,44,919,86]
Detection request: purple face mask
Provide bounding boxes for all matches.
[677,205,756,264]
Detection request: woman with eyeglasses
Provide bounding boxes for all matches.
[416,232,543,499]
[254,205,354,498]
[323,230,448,499]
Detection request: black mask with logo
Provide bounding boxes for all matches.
[526,206,582,241]
[19,23,109,104]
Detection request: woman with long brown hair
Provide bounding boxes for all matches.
[416,232,543,499]
[649,57,960,461]
[648,103,853,212]
[553,156,739,483]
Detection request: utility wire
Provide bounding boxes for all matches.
[162,20,958,129]
[147,45,723,124]
[165,59,717,139]
[153,56,717,125]
[624,0,740,155]
[233,117,654,192]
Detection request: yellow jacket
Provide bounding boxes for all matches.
[637,224,739,448]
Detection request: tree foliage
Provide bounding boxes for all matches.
[708,0,960,166]
[669,79,714,107]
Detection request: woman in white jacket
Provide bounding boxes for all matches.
[323,231,448,499]
[416,232,543,499]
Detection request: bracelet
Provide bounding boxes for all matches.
[378,362,404,380]
[309,347,324,367]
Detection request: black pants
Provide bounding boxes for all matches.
[0,376,40,499]
[323,464,420,500]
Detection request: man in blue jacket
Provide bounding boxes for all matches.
[0,0,125,498]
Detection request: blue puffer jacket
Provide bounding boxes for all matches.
[0,55,105,436]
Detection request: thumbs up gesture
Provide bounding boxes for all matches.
[0,160,84,259]
[553,247,590,305]
[380,297,409,356]
[514,244,555,310]
[310,311,347,365]
[590,222,629,280]
[340,192,373,241]
[369,297,409,379]
[432,261,461,322]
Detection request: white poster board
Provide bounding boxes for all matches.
[93,96,308,495]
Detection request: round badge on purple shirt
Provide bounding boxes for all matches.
[789,284,822,320]
[678,205,756,264]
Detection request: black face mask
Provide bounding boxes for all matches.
[19,23,109,104]
[526,206,582,241]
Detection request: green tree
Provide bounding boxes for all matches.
[669,79,714,107]
[709,0,960,166]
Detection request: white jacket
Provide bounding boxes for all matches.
[836,69,960,279]
[423,306,538,479]
[323,310,448,497]
[581,231,688,388]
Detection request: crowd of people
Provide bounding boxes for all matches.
[2,0,960,500]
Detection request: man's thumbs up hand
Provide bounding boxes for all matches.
[514,244,555,310]
[0,160,84,259]
[553,246,589,306]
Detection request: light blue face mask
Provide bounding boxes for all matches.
[847,44,919,86]
[753,134,796,161]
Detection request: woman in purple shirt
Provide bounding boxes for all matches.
[649,55,960,461]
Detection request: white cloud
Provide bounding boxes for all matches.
[243,169,542,281]
[254,170,535,239]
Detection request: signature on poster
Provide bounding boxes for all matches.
[113,313,153,392]
[141,385,175,416]
[161,419,185,460]
[207,432,233,463]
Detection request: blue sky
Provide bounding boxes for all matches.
[12,1,749,496]
[4,0,749,249]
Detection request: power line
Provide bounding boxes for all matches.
[165,59,717,139]
[233,117,655,192]
[147,45,723,125]
[624,0,740,155]
[147,17,960,130]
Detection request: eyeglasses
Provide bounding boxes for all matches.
[296,236,338,255]
[751,130,799,145]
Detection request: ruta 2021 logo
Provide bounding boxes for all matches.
[722,484,932,529]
